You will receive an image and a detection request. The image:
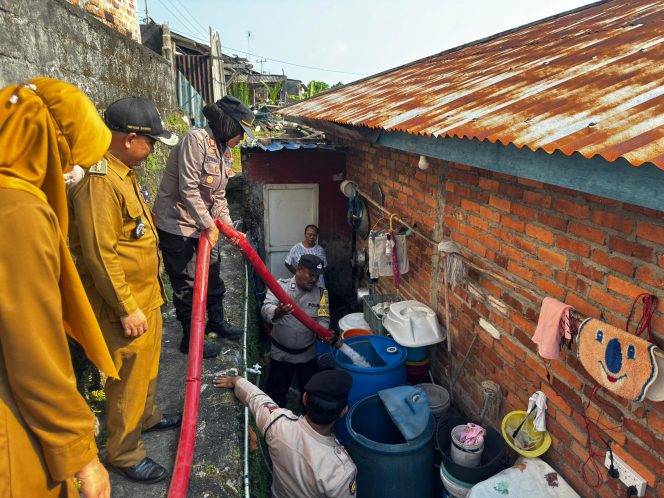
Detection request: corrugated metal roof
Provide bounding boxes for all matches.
[241,141,338,152]
[279,0,664,169]
[176,54,213,104]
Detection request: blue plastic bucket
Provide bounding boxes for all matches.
[405,345,429,362]
[334,336,407,444]
[346,393,435,497]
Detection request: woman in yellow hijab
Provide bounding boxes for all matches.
[0,78,118,497]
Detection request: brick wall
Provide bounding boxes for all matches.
[65,0,140,41]
[337,136,664,498]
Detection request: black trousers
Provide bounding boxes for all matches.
[158,228,226,326]
[266,357,319,408]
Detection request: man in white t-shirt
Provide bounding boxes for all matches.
[285,224,327,287]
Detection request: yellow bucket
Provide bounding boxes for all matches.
[501,410,551,457]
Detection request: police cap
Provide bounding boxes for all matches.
[304,369,352,402]
[298,254,325,275]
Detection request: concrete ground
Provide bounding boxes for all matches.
[105,200,250,498]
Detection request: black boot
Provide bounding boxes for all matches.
[206,308,243,340]
[179,323,221,359]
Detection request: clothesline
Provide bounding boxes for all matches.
[354,187,664,359]
[354,187,541,300]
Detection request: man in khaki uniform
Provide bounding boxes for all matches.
[68,97,180,483]
[214,369,357,498]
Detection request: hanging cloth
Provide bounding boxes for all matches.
[368,233,409,279]
[532,297,574,360]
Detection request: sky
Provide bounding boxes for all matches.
[143,0,595,85]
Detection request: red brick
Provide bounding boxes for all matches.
[554,407,587,443]
[623,418,659,453]
[550,362,583,390]
[658,253,664,268]
[555,234,591,257]
[524,256,555,278]
[518,178,544,188]
[511,203,536,221]
[538,212,568,231]
[608,236,654,259]
[489,194,510,213]
[537,246,567,268]
[478,177,500,191]
[568,221,606,245]
[635,266,664,289]
[554,198,590,219]
[534,275,565,299]
[510,234,536,253]
[555,272,588,295]
[591,249,635,277]
[587,287,630,316]
[647,409,664,434]
[636,222,664,245]
[500,215,525,232]
[526,224,554,244]
[591,209,634,234]
[479,205,500,223]
[569,260,604,284]
[566,292,600,317]
[523,190,551,207]
[507,261,534,283]
[607,275,646,300]
[460,199,481,214]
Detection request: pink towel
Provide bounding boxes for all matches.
[532,297,573,360]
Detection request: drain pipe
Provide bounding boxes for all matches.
[168,233,212,498]
[215,220,338,345]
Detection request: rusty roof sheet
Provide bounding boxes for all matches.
[279,0,664,169]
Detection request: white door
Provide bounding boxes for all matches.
[264,184,319,279]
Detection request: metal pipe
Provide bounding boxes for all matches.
[243,262,250,498]
[168,233,212,498]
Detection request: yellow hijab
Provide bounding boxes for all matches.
[0,77,118,378]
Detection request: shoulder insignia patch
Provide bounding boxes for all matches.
[208,137,217,148]
[349,479,357,495]
[89,159,107,175]
[261,402,279,414]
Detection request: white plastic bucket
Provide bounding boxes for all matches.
[416,383,450,421]
[439,461,473,498]
[450,425,484,468]
[338,312,371,332]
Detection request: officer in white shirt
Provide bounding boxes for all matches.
[214,369,357,498]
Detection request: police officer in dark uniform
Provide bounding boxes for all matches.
[262,254,329,407]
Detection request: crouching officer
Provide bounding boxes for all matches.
[68,97,181,483]
[262,254,329,407]
[214,369,357,497]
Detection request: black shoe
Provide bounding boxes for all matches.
[206,319,243,340]
[106,457,167,484]
[179,337,221,359]
[143,413,182,433]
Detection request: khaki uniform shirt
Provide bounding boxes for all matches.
[1,190,97,496]
[235,378,357,498]
[262,277,330,363]
[153,126,234,237]
[68,153,165,319]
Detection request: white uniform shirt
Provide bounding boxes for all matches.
[285,242,327,287]
[235,378,357,498]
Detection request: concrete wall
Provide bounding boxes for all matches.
[0,0,175,111]
[332,135,664,498]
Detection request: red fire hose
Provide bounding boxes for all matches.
[167,232,211,498]
[215,220,336,344]
[168,221,337,497]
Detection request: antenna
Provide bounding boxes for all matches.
[246,30,252,58]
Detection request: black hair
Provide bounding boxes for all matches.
[306,393,347,425]
[304,224,319,234]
